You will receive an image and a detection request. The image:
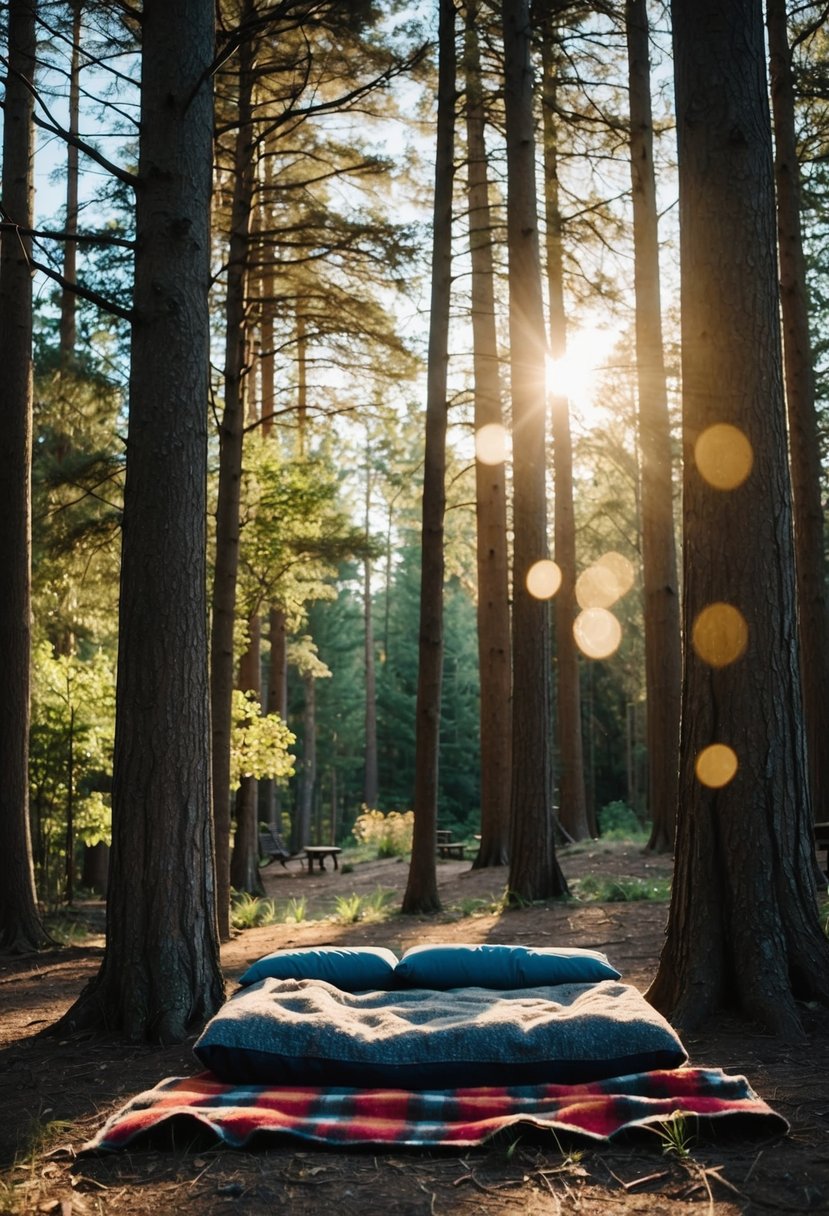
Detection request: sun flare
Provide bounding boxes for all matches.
[546,325,616,426]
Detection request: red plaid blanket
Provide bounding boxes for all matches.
[84,1067,786,1151]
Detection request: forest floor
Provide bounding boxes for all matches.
[1,840,828,1216]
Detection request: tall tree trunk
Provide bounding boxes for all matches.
[539,18,591,843]
[465,1,512,870]
[363,432,379,807]
[230,615,265,896]
[648,0,829,1037]
[266,606,288,833]
[294,673,317,851]
[60,0,223,1040]
[210,7,256,941]
[59,0,82,366]
[0,0,49,953]
[626,0,681,854]
[767,0,829,832]
[296,308,308,455]
[363,557,380,808]
[502,0,568,903]
[401,0,456,915]
[64,708,75,904]
[258,241,284,833]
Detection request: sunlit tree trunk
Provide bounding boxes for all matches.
[626,0,680,854]
[538,15,591,843]
[767,0,829,833]
[363,434,380,807]
[465,0,511,869]
[0,0,49,953]
[258,241,285,834]
[502,0,568,903]
[402,0,456,915]
[59,0,82,366]
[266,606,288,833]
[59,0,223,1040]
[210,1,256,940]
[648,0,829,1037]
[294,672,317,851]
[230,615,265,896]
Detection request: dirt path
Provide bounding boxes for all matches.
[1,843,827,1215]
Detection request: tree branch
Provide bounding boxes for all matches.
[29,258,134,323]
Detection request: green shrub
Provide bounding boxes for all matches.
[352,806,414,858]
[230,892,279,928]
[597,800,646,841]
[283,896,307,924]
[573,874,671,902]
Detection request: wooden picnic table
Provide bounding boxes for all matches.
[303,845,342,872]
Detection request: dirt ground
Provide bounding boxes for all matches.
[1,841,828,1216]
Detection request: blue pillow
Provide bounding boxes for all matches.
[238,946,398,991]
[393,943,620,989]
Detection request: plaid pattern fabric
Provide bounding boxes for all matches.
[84,1067,786,1151]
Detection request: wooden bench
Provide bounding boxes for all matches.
[258,828,292,868]
[303,845,342,872]
[815,821,829,879]
[437,842,465,860]
[436,829,453,845]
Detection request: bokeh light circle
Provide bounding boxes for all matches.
[695,744,739,789]
[596,551,635,598]
[526,559,562,600]
[573,607,622,659]
[694,424,753,490]
[576,564,619,610]
[475,423,509,466]
[692,602,748,667]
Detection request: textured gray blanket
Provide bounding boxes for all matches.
[194,979,688,1088]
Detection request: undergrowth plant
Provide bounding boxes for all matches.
[230,892,279,928]
[648,1113,696,1158]
[573,874,672,902]
[284,896,308,923]
[597,800,648,841]
[352,807,414,858]
[332,887,396,925]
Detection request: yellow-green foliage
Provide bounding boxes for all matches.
[352,807,414,858]
[230,689,296,789]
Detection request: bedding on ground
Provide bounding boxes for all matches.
[83,943,787,1152]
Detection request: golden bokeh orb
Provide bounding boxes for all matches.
[576,563,619,610]
[526,559,562,600]
[694,423,753,490]
[596,550,635,598]
[691,602,748,667]
[573,607,622,659]
[695,743,739,789]
[475,423,509,466]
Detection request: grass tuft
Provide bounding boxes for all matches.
[572,874,671,902]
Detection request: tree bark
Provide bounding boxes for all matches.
[59,0,82,365]
[58,0,223,1040]
[294,673,317,851]
[625,0,681,854]
[767,0,829,832]
[402,0,456,915]
[230,615,265,896]
[502,0,568,902]
[648,0,829,1037]
[464,0,512,870]
[538,16,591,843]
[265,605,288,833]
[363,437,379,808]
[0,0,50,953]
[210,2,256,941]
